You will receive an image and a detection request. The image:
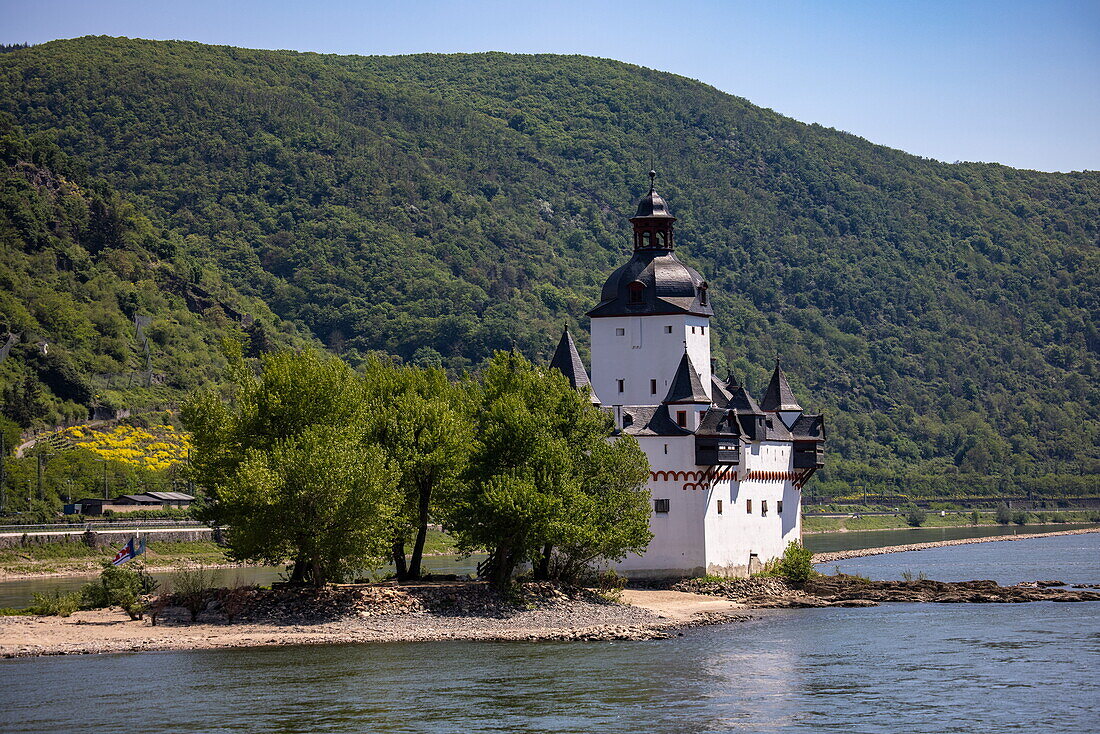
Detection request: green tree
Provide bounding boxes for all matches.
[182,347,396,585]
[449,351,651,587]
[367,360,472,580]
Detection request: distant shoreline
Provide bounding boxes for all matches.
[812,526,1100,564]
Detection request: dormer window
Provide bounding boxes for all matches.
[627,281,645,305]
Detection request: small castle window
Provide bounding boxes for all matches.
[617,379,625,393]
[654,499,670,514]
[676,410,687,427]
[717,500,723,515]
[650,379,657,395]
[746,499,752,514]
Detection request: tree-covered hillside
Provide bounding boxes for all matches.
[0,37,1096,498]
[0,116,306,427]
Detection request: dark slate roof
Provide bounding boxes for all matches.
[696,408,744,437]
[587,250,713,318]
[663,351,710,404]
[762,414,793,441]
[791,414,826,442]
[620,404,692,437]
[631,170,675,219]
[711,376,734,408]
[760,360,803,412]
[726,379,765,415]
[548,326,598,402]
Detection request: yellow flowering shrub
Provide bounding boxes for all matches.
[57,424,192,470]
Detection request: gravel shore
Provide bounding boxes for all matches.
[0,583,750,658]
[811,526,1100,564]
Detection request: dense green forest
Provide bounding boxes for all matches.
[0,36,1096,500]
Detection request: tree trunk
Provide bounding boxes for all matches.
[289,557,307,583]
[533,544,552,580]
[391,539,408,581]
[406,483,432,579]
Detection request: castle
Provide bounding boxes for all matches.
[550,173,825,577]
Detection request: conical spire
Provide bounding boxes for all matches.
[760,356,802,412]
[549,325,598,403]
[726,375,765,414]
[663,350,709,404]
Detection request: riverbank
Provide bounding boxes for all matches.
[803,513,1098,533]
[0,584,749,658]
[811,526,1100,564]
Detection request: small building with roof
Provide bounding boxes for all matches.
[549,173,825,577]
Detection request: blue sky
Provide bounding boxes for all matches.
[3,0,1098,172]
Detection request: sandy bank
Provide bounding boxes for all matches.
[812,526,1100,564]
[0,586,749,658]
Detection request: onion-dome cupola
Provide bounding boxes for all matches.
[630,170,676,251]
[587,171,713,319]
[760,356,804,429]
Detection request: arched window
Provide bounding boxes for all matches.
[628,281,645,305]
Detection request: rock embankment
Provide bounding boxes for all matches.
[812,526,1100,564]
[676,575,1100,608]
[0,582,749,658]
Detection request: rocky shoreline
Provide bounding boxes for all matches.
[811,526,1100,564]
[676,574,1100,608]
[0,582,749,658]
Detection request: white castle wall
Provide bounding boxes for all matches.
[590,314,711,407]
[703,441,802,577]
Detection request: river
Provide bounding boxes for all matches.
[1,532,1097,733]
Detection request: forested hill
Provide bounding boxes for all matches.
[0,36,1096,499]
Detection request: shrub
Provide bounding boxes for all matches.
[759,541,816,583]
[905,506,927,527]
[995,504,1012,525]
[216,585,253,623]
[1012,511,1028,526]
[170,565,215,622]
[80,561,158,619]
[28,590,82,617]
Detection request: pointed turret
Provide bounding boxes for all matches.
[760,357,803,428]
[663,350,709,404]
[549,325,598,403]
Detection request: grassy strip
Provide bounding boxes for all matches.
[0,531,462,576]
[803,511,1098,533]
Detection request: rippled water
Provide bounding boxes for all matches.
[2,534,1097,733]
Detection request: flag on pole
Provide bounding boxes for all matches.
[111,537,145,566]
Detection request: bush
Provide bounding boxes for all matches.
[1012,511,1028,526]
[80,561,158,619]
[905,506,927,527]
[28,590,81,617]
[996,504,1012,525]
[170,565,215,622]
[758,541,816,583]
